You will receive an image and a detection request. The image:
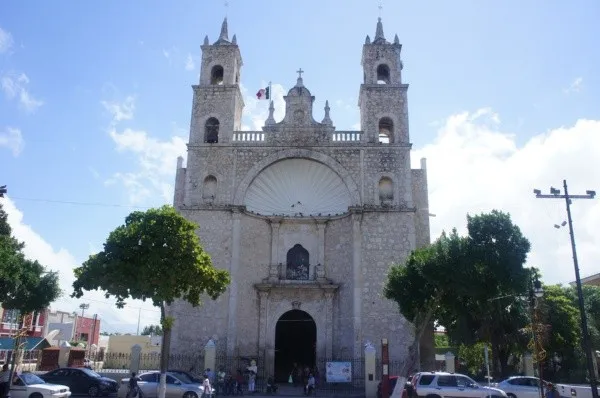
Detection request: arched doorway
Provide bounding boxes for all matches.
[274,309,316,382]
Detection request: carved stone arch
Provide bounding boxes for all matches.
[376,63,391,84]
[267,301,326,356]
[233,149,361,207]
[373,172,397,205]
[376,113,397,144]
[210,64,224,85]
[204,117,220,143]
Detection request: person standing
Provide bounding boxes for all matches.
[127,372,143,398]
[0,364,10,398]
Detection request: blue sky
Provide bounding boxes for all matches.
[1,0,600,333]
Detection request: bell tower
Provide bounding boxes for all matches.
[189,18,244,145]
[358,18,409,144]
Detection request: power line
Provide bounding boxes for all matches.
[9,196,154,209]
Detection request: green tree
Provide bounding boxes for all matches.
[142,324,163,336]
[385,210,532,378]
[435,333,449,348]
[385,229,470,376]
[72,205,230,398]
[0,202,61,385]
[457,342,488,376]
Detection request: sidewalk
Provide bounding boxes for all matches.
[224,384,365,398]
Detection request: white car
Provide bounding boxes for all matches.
[117,371,204,398]
[10,372,72,398]
[496,376,546,398]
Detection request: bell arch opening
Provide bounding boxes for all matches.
[204,117,220,143]
[377,64,390,84]
[378,117,394,144]
[211,65,224,85]
[274,309,316,383]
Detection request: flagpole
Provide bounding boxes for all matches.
[269,81,272,102]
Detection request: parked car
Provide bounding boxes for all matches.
[117,371,204,398]
[10,372,72,398]
[40,367,118,397]
[496,376,548,398]
[411,371,508,398]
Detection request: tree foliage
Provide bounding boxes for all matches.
[72,205,230,398]
[385,210,532,377]
[0,202,61,314]
[142,324,163,336]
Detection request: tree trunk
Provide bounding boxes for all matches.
[158,304,171,398]
[8,313,24,391]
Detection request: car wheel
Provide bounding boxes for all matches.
[183,392,198,398]
[89,385,100,397]
[507,394,517,398]
[426,395,442,398]
[29,393,44,398]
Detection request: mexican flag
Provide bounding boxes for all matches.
[256,86,270,100]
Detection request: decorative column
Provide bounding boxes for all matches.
[445,352,455,373]
[352,213,363,357]
[317,222,326,265]
[227,209,242,354]
[270,221,280,264]
[325,291,334,358]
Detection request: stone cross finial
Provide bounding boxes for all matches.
[322,100,333,126]
[219,17,229,42]
[296,68,304,79]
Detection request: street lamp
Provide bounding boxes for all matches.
[534,181,598,398]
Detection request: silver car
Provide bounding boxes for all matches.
[117,371,205,398]
[496,376,546,398]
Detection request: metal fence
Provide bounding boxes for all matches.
[214,354,267,392]
[0,349,42,370]
[92,352,205,373]
[315,357,365,395]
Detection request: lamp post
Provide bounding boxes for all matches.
[534,181,598,398]
[529,276,545,398]
[78,303,89,342]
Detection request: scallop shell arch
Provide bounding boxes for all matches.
[234,149,361,209]
[244,158,352,216]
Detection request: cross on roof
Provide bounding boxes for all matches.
[297,68,304,79]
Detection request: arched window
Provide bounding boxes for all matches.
[378,117,394,144]
[204,118,220,143]
[379,177,394,204]
[202,175,217,200]
[286,244,310,280]
[377,64,390,84]
[211,65,224,85]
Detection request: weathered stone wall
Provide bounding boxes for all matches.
[168,209,233,354]
[189,85,244,144]
[359,211,416,360]
[359,86,409,144]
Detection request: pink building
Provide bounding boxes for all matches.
[75,316,101,345]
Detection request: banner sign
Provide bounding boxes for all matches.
[326,361,352,383]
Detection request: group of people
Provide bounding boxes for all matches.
[290,364,319,396]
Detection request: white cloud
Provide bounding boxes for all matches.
[102,97,186,204]
[413,108,600,285]
[185,53,195,71]
[565,77,583,94]
[2,197,160,333]
[101,96,135,122]
[0,127,24,156]
[0,27,13,53]
[1,72,44,112]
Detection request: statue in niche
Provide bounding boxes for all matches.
[286,244,310,280]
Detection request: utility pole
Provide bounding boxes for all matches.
[78,303,89,341]
[534,180,597,398]
[136,308,142,335]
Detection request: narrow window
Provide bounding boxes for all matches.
[378,117,394,143]
[379,177,394,204]
[204,117,220,143]
[202,175,217,200]
[211,65,224,85]
[377,64,390,84]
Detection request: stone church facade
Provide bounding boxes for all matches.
[169,17,435,373]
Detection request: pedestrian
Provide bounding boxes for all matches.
[202,373,213,398]
[305,373,315,396]
[0,364,10,398]
[127,372,143,398]
[546,383,559,398]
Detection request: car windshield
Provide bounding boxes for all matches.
[81,368,102,378]
[20,373,46,385]
[170,373,194,384]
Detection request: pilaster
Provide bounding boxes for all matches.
[325,291,334,358]
[227,209,242,354]
[270,221,280,264]
[352,212,363,357]
[316,222,326,265]
[258,290,269,353]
